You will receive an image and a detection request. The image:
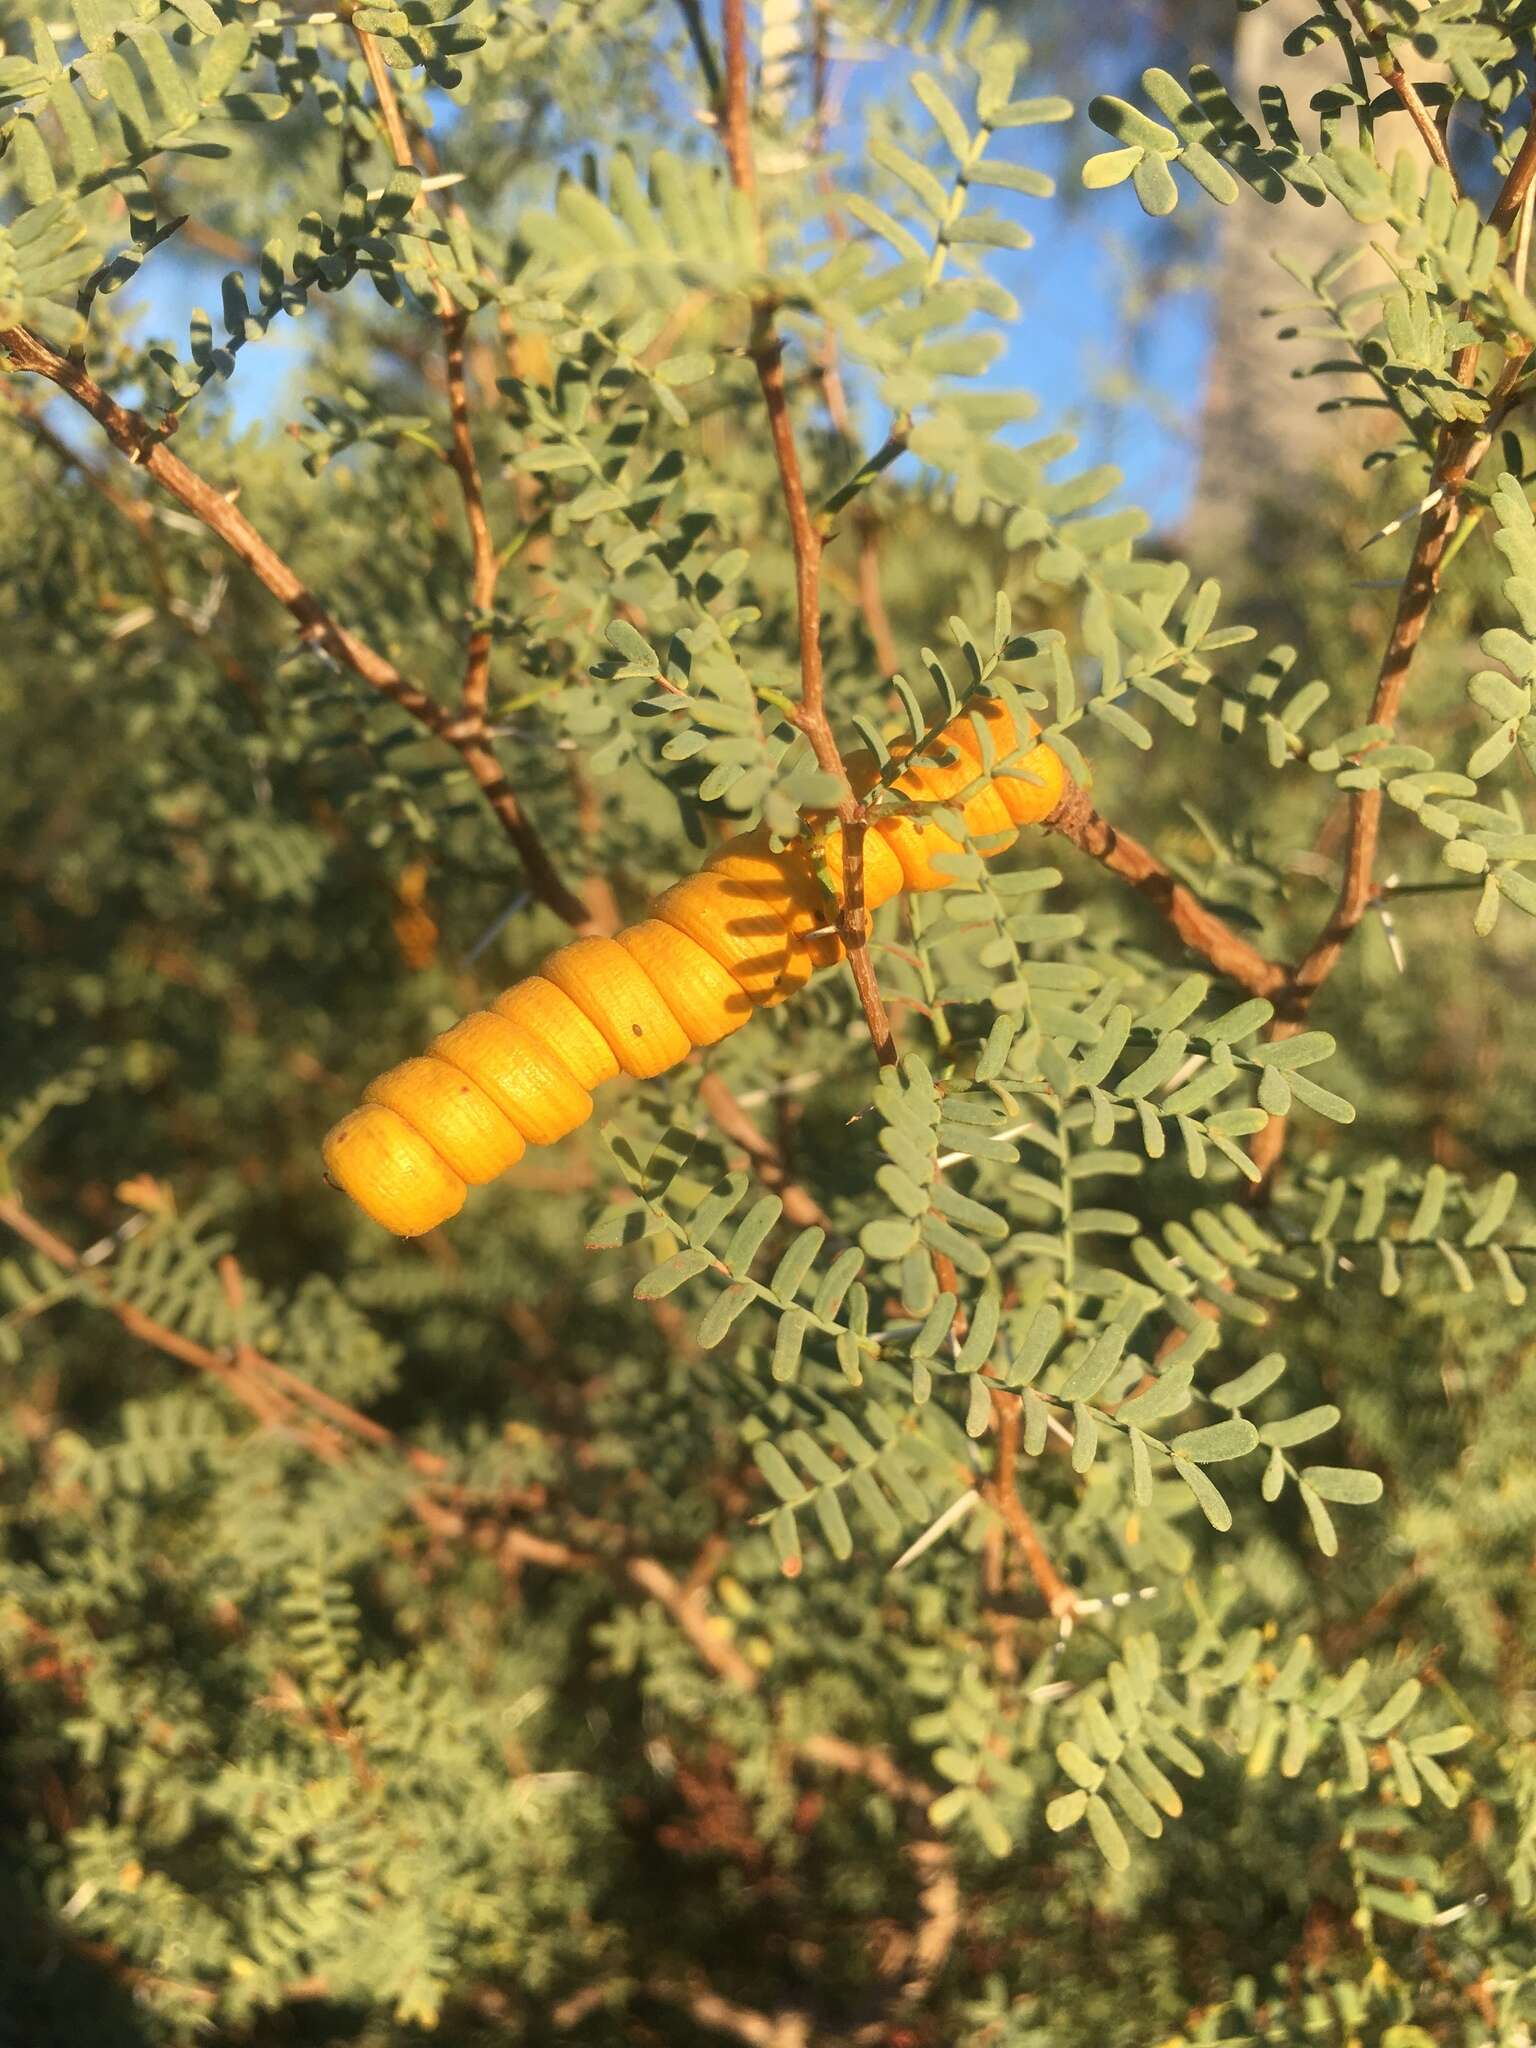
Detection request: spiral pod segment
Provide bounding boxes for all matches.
[323,699,1064,1234]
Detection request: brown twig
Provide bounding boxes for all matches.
[1289,389,1514,1000]
[444,309,499,719]
[353,25,415,169]
[1349,3,1457,185]
[4,1201,474,1557]
[795,1731,932,1808]
[352,30,501,722]
[989,1388,1077,1621]
[1491,96,1536,235]
[855,523,901,679]
[647,1985,809,2048]
[215,1253,322,1438]
[808,2,901,682]
[1,1199,465,1504]
[0,1195,317,1447]
[794,1732,960,2006]
[1045,781,1288,1000]
[752,312,896,1061]
[749,312,833,764]
[718,0,897,1067]
[1386,66,1456,182]
[717,0,757,203]
[1,323,590,928]
[501,1528,760,1689]
[697,1073,832,1230]
[625,1554,762,1690]
[1246,340,1533,1189]
[500,1527,598,1572]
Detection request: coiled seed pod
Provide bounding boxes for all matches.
[323,698,1064,1234]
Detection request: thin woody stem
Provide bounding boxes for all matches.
[0,1198,459,1503]
[1248,341,1533,1188]
[718,0,756,203]
[1243,88,1536,1191]
[353,27,499,721]
[1290,356,1529,1003]
[353,24,415,167]
[719,0,897,1066]
[749,312,832,759]
[989,1387,1076,1621]
[499,1532,761,1690]
[446,301,500,723]
[1,322,590,929]
[1349,3,1456,184]
[1045,783,1287,1000]
[809,0,901,680]
[1,1197,324,1453]
[697,1072,833,1230]
[1491,94,1536,236]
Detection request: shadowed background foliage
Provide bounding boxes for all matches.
[3,0,1536,2042]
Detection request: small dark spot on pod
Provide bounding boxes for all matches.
[632,1023,644,1036]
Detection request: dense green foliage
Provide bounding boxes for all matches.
[4,0,1536,2041]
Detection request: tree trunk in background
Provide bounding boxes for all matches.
[1185,1,1437,559]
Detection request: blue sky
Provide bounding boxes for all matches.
[113,36,1211,533]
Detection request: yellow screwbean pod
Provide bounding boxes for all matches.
[945,739,1019,848]
[323,694,1070,1232]
[323,1104,466,1236]
[365,1057,526,1183]
[492,977,621,1089]
[431,1011,593,1146]
[878,732,987,891]
[540,936,694,1078]
[956,700,1065,824]
[701,838,825,1001]
[617,919,753,1047]
[999,742,1066,824]
[706,828,828,938]
[653,871,812,1006]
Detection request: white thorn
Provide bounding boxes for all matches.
[462,893,531,965]
[937,1118,1040,1171]
[889,1488,981,1573]
[1360,486,1443,552]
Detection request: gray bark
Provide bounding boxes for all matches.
[1184,2,1436,558]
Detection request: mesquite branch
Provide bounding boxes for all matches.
[0,1197,457,1519]
[1289,347,1530,1012]
[0,323,591,930]
[1349,2,1457,184]
[711,0,1294,1041]
[352,27,500,722]
[697,1073,833,1231]
[718,0,897,1067]
[1247,104,1536,1188]
[1044,783,1287,1001]
[15,13,1529,1180]
[989,1386,1077,1622]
